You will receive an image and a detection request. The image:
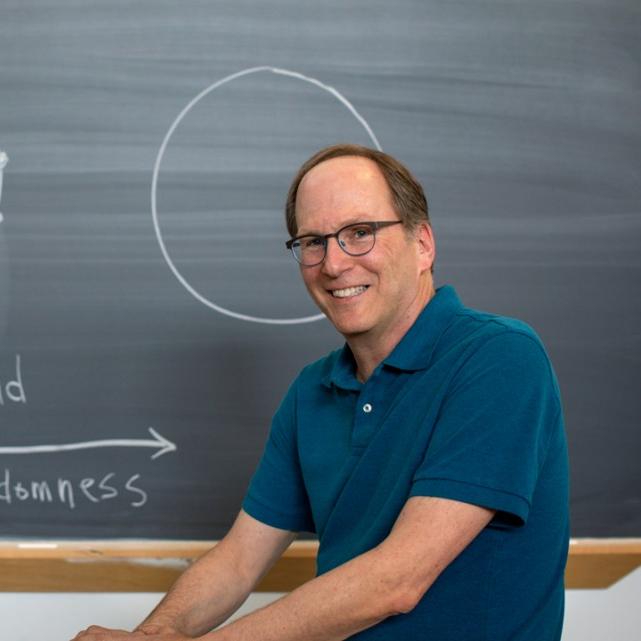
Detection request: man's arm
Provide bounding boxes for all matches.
[141,510,296,636]
[72,510,295,640]
[73,496,493,641]
[205,495,494,641]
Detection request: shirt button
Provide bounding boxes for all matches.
[363,403,373,413]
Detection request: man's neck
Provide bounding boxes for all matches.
[348,282,436,383]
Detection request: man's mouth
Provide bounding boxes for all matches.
[330,285,369,299]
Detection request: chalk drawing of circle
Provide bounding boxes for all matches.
[151,66,381,325]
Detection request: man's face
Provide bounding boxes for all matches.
[294,156,434,341]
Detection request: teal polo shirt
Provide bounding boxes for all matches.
[243,285,569,641]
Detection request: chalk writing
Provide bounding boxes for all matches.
[0,354,26,406]
[0,469,148,509]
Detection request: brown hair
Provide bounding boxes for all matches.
[285,143,429,237]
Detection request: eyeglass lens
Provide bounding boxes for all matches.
[292,223,376,265]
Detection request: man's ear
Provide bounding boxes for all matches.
[415,222,436,272]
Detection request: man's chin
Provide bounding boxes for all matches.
[315,300,372,337]
[330,317,371,339]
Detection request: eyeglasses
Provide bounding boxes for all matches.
[286,220,403,266]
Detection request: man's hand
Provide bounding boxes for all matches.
[71,624,193,641]
[71,625,136,640]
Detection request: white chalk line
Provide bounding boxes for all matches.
[0,427,176,460]
[151,66,381,325]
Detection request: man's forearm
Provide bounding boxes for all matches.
[71,513,297,641]
[203,543,410,641]
[72,548,399,641]
[138,542,254,636]
[199,497,494,641]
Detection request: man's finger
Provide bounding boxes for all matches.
[71,625,132,640]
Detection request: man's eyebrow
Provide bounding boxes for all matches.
[296,217,365,237]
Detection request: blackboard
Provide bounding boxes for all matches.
[0,0,639,540]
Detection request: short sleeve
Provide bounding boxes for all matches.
[242,378,315,533]
[410,330,561,526]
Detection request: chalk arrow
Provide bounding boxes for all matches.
[0,427,177,460]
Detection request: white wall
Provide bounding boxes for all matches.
[563,567,641,640]
[1,568,640,641]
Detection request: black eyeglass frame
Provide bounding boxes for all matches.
[285,220,403,266]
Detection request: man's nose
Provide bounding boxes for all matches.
[321,237,351,276]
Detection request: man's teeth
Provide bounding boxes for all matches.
[331,286,368,298]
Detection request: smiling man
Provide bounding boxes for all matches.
[73,145,569,641]
[288,153,435,381]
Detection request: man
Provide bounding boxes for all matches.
[74,144,569,641]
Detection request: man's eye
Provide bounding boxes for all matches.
[303,237,324,249]
[349,226,373,240]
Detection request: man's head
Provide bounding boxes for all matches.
[286,145,435,346]
[285,144,430,238]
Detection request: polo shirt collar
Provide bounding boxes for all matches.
[318,341,359,390]
[323,285,463,389]
[383,285,463,371]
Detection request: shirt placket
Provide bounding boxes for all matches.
[351,370,388,449]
